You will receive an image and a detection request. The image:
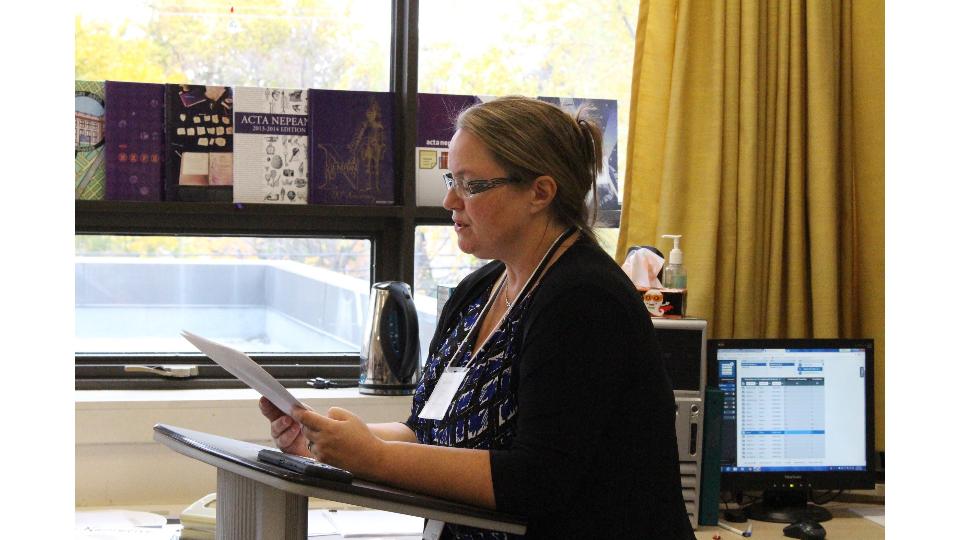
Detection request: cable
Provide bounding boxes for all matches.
[305,377,357,389]
[811,489,844,505]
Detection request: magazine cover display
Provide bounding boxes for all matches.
[164,84,234,202]
[538,96,620,211]
[75,80,107,200]
[309,89,395,205]
[415,93,481,207]
[233,87,309,204]
[104,81,165,201]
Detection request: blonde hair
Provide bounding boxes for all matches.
[455,96,604,243]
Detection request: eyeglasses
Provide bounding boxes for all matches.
[441,172,520,198]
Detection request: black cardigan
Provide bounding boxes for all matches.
[419,237,695,539]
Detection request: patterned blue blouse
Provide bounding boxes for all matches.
[407,278,526,540]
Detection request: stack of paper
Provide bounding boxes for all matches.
[75,509,178,539]
[179,493,216,540]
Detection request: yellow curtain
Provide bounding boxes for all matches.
[617,0,884,450]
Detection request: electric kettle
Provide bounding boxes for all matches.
[359,281,421,395]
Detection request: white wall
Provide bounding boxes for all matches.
[75,388,412,509]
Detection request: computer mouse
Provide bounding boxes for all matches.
[783,520,826,540]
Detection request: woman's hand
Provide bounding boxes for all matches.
[292,406,386,479]
[259,397,310,457]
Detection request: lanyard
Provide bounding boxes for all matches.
[452,226,576,370]
[418,226,576,422]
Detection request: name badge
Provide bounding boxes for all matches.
[418,367,468,420]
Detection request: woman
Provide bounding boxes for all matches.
[260,96,695,539]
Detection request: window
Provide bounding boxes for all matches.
[413,225,487,300]
[413,225,488,363]
[75,0,391,90]
[75,0,635,389]
[76,235,371,354]
[75,0,397,389]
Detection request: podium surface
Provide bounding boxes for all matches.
[153,424,526,539]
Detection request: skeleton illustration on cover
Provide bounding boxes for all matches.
[315,99,387,192]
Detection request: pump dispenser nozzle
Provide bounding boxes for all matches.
[662,234,683,265]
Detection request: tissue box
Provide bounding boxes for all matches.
[640,288,686,318]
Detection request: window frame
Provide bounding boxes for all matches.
[74,0,620,390]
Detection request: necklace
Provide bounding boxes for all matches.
[501,227,573,312]
[453,227,575,371]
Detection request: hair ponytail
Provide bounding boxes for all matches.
[575,110,604,233]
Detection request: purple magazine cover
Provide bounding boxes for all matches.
[414,93,481,205]
[309,89,395,205]
[416,93,480,148]
[104,81,165,201]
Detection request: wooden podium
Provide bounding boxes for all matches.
[154,424,526,539]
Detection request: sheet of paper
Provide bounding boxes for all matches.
[849,506,884,527]
[324,509,425,537]
[180,330,308,416]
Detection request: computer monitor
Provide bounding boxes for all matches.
[707,338,875,523]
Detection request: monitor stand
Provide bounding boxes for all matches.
[743,489,833,524]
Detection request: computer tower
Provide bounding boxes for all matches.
[651,318,707,529]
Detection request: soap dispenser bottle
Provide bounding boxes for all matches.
[661,234,687,317]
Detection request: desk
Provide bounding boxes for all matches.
[694,503,884,539]
[154,424,526,540]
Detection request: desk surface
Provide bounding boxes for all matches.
[694,503,884,539]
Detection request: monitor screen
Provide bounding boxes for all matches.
[707,339,875,522]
